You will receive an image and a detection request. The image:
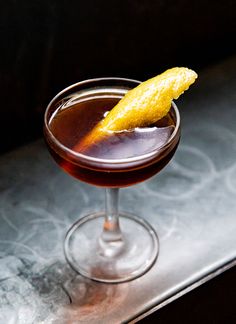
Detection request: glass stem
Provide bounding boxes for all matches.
[99,188,124,257]
[103,188,122,242]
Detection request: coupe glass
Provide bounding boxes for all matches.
[44,78,180,283]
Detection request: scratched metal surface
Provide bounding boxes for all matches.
[0,57,236,324]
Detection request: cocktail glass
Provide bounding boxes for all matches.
[44,78,180,283]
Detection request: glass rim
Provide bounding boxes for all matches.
[44,77,181,165]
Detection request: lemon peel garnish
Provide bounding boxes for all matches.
[75,67,197,152]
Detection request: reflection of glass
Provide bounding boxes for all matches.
[44,78,180,283]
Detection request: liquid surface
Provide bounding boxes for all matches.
[49,97,175,160]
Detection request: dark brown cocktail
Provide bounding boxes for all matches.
[46,96,179,187]
[44,77,181,283]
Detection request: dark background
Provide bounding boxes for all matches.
[140,265,236,324]
[0,0,236,153]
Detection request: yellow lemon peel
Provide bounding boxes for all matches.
[75,67,197,152]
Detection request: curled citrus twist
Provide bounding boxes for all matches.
[75,67,197,152]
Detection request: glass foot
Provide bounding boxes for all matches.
[64,212,159,283]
